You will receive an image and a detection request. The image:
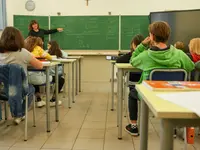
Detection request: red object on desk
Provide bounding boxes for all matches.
[187,127,195,144]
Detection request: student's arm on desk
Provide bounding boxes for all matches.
[30,56,43,69]
[130,44,148,69]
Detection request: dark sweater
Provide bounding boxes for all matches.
[28,29,58,41]
[116,52,142,82]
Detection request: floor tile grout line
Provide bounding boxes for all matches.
[150,118,160,138]
[102,92,110,150]
[39,103,71,149]
[39,120,60,149]
[71,96,93,150]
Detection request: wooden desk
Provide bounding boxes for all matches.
[29,62,60,132]
[51,59,77,108]
[66,50,119,56]
[136,84,200,150]
[67,56,84,94]
[115,63,141,139]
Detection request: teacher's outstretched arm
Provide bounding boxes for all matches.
[43,28,63,35]
[28,20,64,41]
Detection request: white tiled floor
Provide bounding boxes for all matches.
[0,92,200,150]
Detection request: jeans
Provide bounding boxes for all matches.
[0,84,35,118]
[34,75,65,94]
[13,84,35,117]
[128,85,138,121]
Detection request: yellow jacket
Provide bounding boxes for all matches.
[31,46,52,60]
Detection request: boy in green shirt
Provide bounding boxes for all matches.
[125,21,195,136]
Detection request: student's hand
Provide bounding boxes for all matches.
[57,28,64,32]
[142,37,151,46]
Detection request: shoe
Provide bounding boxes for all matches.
[36,97,46,108]
[174,129,177,138]
[50,98,62,107]
[125,124,139,136]
[13,116,25,125]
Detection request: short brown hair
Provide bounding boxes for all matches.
[149,21,170,43]
[0,27,24,52]
[28,20,39,30]
[189,38,200,55]
[25,36,43,52]
[174,41,185,51]
[130,34,144,51]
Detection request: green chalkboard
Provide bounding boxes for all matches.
[50,16,119,50]
[13,15,49,49]
[121,16,149,50]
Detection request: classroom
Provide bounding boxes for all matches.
[0,0,200,150]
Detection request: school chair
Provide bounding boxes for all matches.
[0,64,36,141]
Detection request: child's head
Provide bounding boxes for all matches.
[48,41,62,58]
[189,38,200,55]
[130,34,144,51]
[149,21,170,45]
[25,36,43,52]
[0,27,24,53]
[174,41,185,51]
[29,20,39,31]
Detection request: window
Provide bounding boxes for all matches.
[0,0,6,30]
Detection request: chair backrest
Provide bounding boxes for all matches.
[149,69,187,81]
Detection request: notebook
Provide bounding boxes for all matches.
[142,81,200,91]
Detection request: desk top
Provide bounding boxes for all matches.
[110,60,116,63]
[136,84,199,119]
[67,56,84,59]
[51,59,76,63]
[115,63,133,68]
[42,61,60,67]
[66,50,119,56]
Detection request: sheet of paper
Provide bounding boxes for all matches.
[41,61,51,64]
[157,92,200,117]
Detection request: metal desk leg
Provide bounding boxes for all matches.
[68,64,71,109]
[76,60,78,95]
[111,62,114,111]
[117,68,123,139]
[72,62,75,103]
[140,100,149,150]
[160,119,173,150]
[79,59,82,92]
[55,65,59,122]
[124,72,129,117]
[46,67,50,132]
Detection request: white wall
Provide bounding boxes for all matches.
[6,0,200,26]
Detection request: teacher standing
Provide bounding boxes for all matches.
[28,20,63,41]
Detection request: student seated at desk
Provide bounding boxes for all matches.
[125,21,195,136]
[25,36,62,107]
[47,41,68,58]
[0,27,43,124]
[189,38,200,62]
[116,34,144,83]
[174,41,185,51]
[47,41,66,105]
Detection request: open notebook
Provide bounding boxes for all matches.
[157,92,200,117]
